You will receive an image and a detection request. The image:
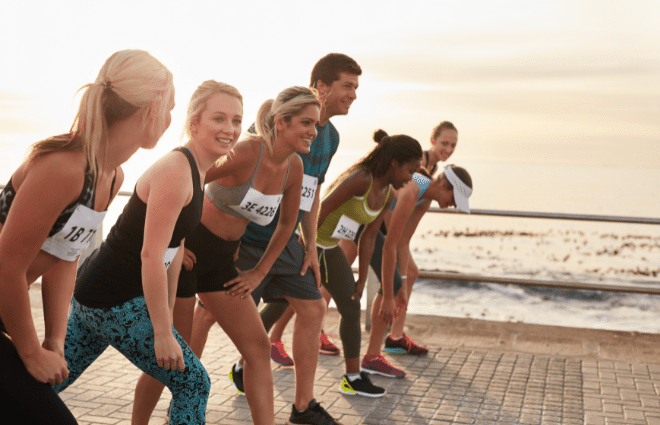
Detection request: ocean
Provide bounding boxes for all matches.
[1,137,659,333]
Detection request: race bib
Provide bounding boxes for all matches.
[164,246,179,270]
[41,205,106,261]
[331,215,361,241]
[299,175,318,212]
[231,187,282,226]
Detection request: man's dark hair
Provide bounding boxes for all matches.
[310,53,362,88]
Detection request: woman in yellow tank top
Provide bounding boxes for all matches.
[315,129,422,397]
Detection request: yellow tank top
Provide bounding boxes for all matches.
[316,173,391,249]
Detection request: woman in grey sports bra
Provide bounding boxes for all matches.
[0,49,174,424]
[132,86,321,425]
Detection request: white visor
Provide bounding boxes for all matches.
[444,166,472,213]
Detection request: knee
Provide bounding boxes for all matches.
[200,369,211,397]
[195,302,216,328]
[191,363,211,397]
[243,328,271,363]
[178,361,210,398]
[337,298,361,324]
[295,298,327,324]
[409,263,419,283]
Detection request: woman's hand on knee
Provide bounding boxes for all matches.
[22,347,69,385]
[378,295,396,325]
[351,279,366,300]
[154,332,186,372]
[395,288,408,316]
[42,337,65,359]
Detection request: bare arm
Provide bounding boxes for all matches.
[382,180,420,313]
[140,152,192,372]
[41,258,78,357]
[0,153,83,384]
[396,201,430,279]
[204,140,259,184]
[354,199,391,301]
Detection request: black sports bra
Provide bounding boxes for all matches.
[0,166,116,236]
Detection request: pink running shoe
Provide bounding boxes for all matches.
[319,332,340,355]
[361,354,405,378]
[270,341,294,367]
[384,333,429,356]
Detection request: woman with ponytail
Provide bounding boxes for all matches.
[0,49,174,424]
[131,86,320,425]
[314,130,422,397]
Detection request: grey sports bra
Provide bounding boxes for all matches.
[205,143,290,223]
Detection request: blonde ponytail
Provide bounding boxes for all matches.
[28,49,174,181]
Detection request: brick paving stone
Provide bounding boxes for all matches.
[625,407,649,421]
[20,287,660,424]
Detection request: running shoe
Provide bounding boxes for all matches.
[384,333,429,355]
[228,363,245,395]
[319,332,340,356]
[361,354,405,378]
[287,399,342,425]
[271,340,294,367]
[339,372,386,398]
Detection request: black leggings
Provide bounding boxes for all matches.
[318,245,362,359]
[0,332,78,424]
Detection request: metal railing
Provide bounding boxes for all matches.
[3,183,657,302]
[361,207,660,329]
[430,207,660,225]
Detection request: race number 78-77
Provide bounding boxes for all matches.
[62,226,97,244]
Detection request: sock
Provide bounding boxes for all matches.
[235,363,243,371]
[347,373,361,381]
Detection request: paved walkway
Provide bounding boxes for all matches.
[26,285,660,424]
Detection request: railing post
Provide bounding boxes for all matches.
[364,265,378,331]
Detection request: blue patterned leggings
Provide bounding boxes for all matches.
[53,297,210,424]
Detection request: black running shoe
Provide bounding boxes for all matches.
[339,372,386,397]
[287,399,342,425]
[229,363,245,395]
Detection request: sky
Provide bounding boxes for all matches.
[0,0,658,179]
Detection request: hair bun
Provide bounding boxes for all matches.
[373,129,388,144]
